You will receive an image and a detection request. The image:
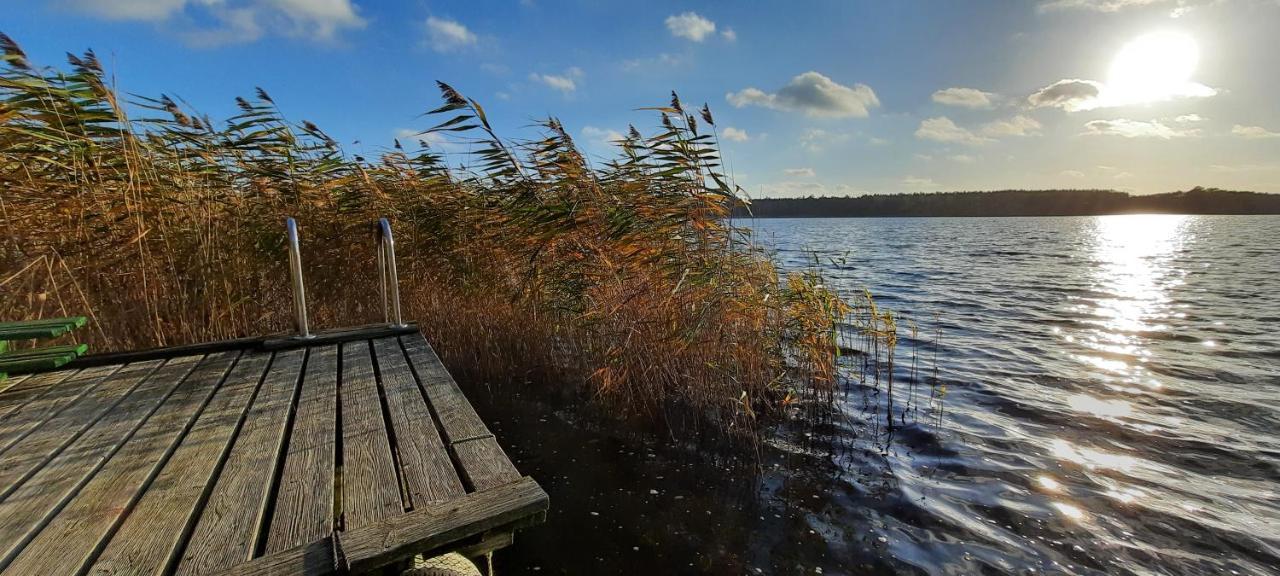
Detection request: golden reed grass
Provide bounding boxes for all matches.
[0,35,897,432]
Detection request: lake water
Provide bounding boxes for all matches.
[476,214,1280,575]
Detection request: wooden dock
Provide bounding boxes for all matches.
[0,325,547,575]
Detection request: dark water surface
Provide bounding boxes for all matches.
[471,215,1280,575]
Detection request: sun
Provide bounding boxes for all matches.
[1106,31,1201,105]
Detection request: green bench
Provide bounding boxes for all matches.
[0,317,89,382]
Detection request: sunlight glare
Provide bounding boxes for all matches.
[1107,31,1205,105]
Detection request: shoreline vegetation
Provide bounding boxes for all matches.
[735,187,1280,218]
[0,34,922,437]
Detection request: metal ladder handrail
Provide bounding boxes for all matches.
[377,218,406,328]
[285,217,313,339]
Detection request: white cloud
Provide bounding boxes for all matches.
[914,116,992,145]
[721,27,737,42]
[426,16,477,52]
[949,154,977,163]
[755,181,866,198]
[783,167,816,177]
[394,128,453,149]
[1027,79,1106,111]
[1174,114,1203,123]
[66,0,366,44]
[902,176,938,191]
[1028,77,1215,111]
[1232,124,1280,139]
[620,53,685,72]
[1083,119,1200,139]
[932,87,997,109]
[581,126,625,147]
[665,12,716,42]
[530,67,584,94]
[721,127,749,142]
[1061,169,1086,178]
[798,128,851,152]
[1038,0,1170,12]
[66,0,190,21]
[1209,163,1280,173]
[980,114,1042,137]
[727,72,880,118]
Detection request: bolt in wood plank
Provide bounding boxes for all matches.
[0,360,163,497]
[178,349,306,575]
[87,351,274,576]
[398,333,490,444]
[338,341,402,530]
[0,355,203,569]
[0,351,239,575]
[264,346,336,554]
[450,437,521,492]
[370,336,463,508]
[0,364,119,455]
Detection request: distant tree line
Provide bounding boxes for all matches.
[733,187,1280,218]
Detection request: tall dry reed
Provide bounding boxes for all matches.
[0,34,898,432]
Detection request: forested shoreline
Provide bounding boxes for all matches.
[735,187,1280,218]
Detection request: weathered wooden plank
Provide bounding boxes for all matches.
[0,373,51,419]
[398,333,490,443]
[0,374,28,396]
[0,355,203,569]
[342,476,548,574]
[0,364,118,455]
[370,337,463,508]
[451,437,521,492]
[179,349,305,574]
[0,369,74,425]
[0,351,239,575]
[260,323,418,351]
[211,537,336,576]
[215,477,547,576]
[87,351,274,576]
[337,341,402,529]
[0,360,163,497]
[264,346,336,554]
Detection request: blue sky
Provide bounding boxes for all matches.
[5,0,1279,195]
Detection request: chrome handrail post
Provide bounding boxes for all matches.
[378,218,406,327]
[286,218,313,339]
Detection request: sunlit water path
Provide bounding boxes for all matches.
[757,214,1280,575]
[475,214,1279,575]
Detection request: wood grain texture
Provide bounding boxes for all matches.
[178,349,305,575]
[370,336,463,508]
[337,340,402,530]
[209,537,336,576]
[216,478,546,576]
[0,356,203,568]
[341,476,548,574]
[0,351,239,575]
[398,333,490,443]
[87,351,273,576]
[265,346,336,554]
[0,365,115,452]
[0,360,163,497]
[0,374,28,396]
[0,372,59,420]
[451,437,521,492]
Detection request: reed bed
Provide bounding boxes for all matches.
[0,34,904,433]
